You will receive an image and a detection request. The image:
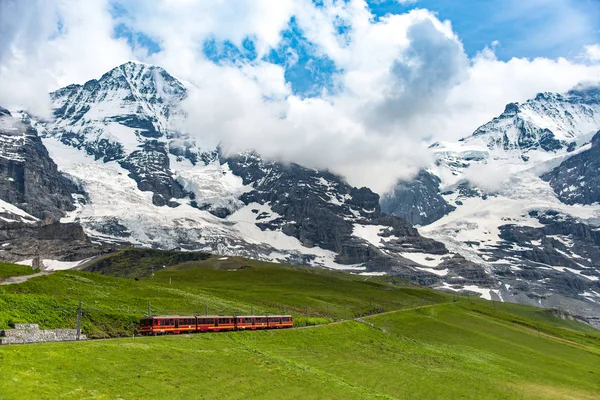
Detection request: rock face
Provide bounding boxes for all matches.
[227,153,446,265]
[120,140,186,206]
[381,169,455,225]
[48,61,191,206]
[542,130,600,205]
[0,110,79,220]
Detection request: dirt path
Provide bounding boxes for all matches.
[0,271,52,285]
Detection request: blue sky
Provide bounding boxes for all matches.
[368,0,600,60]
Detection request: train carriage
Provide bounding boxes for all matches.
[140,314,293,335]
[267,315,293,329]
[197,316,235,332]
[139,316,196,335]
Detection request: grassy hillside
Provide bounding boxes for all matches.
[82,248,211,278]
[1,253,599,398]
[0,255,450,337]
[0,303,598,399]
[0,263,35,281]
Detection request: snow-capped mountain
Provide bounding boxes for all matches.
[1,61,599,327]
[463,86,600,153]
[0,62,457,276]
[384,85,600,326]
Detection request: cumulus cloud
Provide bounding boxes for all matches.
[584,44,600,62]
[1,0,600,193]
[0,0,132,117]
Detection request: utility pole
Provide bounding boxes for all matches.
[206,304,209,316]
[169,277,172,285]
[76,300,82,341]
[305,304,309,326]
[147,301,151,316]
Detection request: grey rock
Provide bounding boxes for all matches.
[0,111,79,220]
[542,130,600,205]
[120,141,187,206]
[226,152,448,265]
[381,169,455,225]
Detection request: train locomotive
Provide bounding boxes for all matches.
[139,315,293,335]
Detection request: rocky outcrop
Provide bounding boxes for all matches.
[0,111,79,220]
[120,141,187,206]
[380,170,455,225]
[0,218,104,263]
[542,130,600,205]
[227,152,447,264]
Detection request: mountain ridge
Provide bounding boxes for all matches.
[0,61,599,327]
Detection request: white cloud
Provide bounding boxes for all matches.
[1,0,600,194]
[584,44,600,62]
[0,0,132,117]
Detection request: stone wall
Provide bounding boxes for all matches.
[0,324,87,345]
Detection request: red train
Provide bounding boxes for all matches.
[139,315,293,335]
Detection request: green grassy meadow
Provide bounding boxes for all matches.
[0,254,450,337]
[0,263,36,281]
[1,251,599,399]
[0,303,598,399]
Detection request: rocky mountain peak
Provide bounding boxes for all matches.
[462,84,600,153]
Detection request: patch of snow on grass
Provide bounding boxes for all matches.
[16,258,89,271]
[461,285,493,300]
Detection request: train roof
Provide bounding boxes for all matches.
[236,315,292,318]
[145,315,292,318]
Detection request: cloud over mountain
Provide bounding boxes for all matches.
[1,0,600,193]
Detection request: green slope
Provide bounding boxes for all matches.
[0,256,450,337]
[0,304,598,399]
[0,262,36,281]
[1,254,599,399]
